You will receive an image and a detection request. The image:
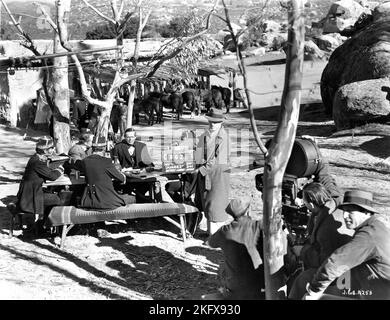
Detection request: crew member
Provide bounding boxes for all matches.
[304,190,390,300]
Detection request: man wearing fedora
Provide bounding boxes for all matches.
[194,107,231,235]
[15,137,64,235]
[288,182,354,299]
[303,190,390,300]
[76,136,135,210]
[205,198,265,300]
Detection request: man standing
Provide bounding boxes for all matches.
[288,182,354,299]
[304,190,390,300]
[205,198,265,300]
[195,108,231,235]
[77,136,135,210]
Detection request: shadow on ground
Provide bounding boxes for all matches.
[360,136,390,159]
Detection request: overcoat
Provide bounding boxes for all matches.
[17,154,62,216]
[194,126,231,222]
[78,154,127,210]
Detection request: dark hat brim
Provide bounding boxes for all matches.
[339,202,378,214]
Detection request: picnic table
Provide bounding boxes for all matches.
[42,168,195,203]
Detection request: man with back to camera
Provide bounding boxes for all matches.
[303,190,390,300]
[75,136,135,210]
[205,197,265,300]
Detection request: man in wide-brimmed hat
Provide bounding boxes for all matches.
[15,137,64,236]
[304,190,390,300]
[194,107,231,235]
[204,198,265,300]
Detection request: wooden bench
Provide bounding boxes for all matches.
[45,202,199,249]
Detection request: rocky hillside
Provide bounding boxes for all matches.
[0,0,338,40]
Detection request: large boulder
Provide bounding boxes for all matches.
[322,0,370,34]
[333,78,390,130]
[320,3,390,115]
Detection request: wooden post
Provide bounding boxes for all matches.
[262,0,305,300]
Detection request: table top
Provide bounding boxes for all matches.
[43,175,85,187]
[42,169,196,187]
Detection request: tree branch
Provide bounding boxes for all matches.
[118,0,124,17]
[111,0,120,22]
[35,3,58,33]
[221,0,267,155]
[1,0,38,54]
[82,0,116,24]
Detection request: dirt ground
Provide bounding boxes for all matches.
[0,59,389,300]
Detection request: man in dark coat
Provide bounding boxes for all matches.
[204,198,265,300]
[304,190,390,300]
[76,136,135,210]
[288,182,354,299]
[71,97,95,131]
[16,137,63,230]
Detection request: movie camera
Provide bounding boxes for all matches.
[254,137,323,246]
[255,173,311,246]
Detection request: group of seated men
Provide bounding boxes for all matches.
[14,127,155,236]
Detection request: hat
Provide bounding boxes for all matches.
[226,198,251,219]
[338,190,378,214]
[92,135,107,148]
[205,108,225,122]
[36,136,54,150]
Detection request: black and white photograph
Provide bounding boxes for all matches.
[0,0,389,304]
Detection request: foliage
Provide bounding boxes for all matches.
[85,17,155,39]
[85,13,204,40]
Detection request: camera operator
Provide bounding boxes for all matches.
[288,182,354,299]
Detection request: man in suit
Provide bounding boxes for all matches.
[112,128,154,169]
[76,136,135,210]
[111,128,156,203]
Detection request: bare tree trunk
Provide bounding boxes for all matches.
[126,80,136,129]
[126,5,151,129]
[52,0,71,154]
[262,0,305,300]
